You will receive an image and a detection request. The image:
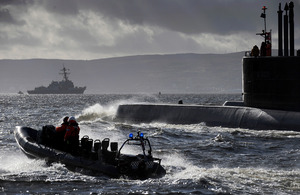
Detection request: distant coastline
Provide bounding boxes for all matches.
[0,52,244,94]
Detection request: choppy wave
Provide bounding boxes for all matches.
[1,94,300,194]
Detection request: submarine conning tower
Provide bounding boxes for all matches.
[243,2,300,111]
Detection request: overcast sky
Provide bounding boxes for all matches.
[0,0,299,59]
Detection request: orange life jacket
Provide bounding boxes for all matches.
[56,123,68,132]
[64,122,80,141]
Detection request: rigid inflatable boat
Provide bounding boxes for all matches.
[14,126,166,179]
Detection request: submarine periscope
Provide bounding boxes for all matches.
[115,2,300,131]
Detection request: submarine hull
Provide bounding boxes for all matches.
[116,103,300,131]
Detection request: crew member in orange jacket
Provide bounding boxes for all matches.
[55,116,69,149]
[56,116,69,132]
[64,116,80,153]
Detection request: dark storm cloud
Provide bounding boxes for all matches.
[0,0,299,59]
[0,0,30,6]
[49,0,257,35]
[75,0,300,35]
[87,0,258,35]
[2,0,300,34]
[0,8,15,23]
[0,0,32,24]
[38,0,79,16]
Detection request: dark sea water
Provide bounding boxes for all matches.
[1,94,300,194]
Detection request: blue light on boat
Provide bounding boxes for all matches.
[129,133,133,138]
[140,133,144,138]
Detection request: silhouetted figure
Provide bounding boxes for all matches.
[251,45,259,57]
[260,42,267,56]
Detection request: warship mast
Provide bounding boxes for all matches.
[60,65,70,81]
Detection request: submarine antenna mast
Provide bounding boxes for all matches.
[278,3,283,56]
[284,3,289,56]
[261,6,267,44]
[257,6,272,56]
[289,1,294,56]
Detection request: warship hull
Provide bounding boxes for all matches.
[27,87,86,94]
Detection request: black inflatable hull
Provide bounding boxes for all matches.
[14,126,165,179]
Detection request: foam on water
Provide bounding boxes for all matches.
[0,149,103,184]
[201,166,300,194]
[76,103,116,123]
[0,150,53,183]
[75,98,143,123]
[111,121,300,192]
[0,151,38,174]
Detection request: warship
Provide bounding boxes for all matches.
[27,66,86,94]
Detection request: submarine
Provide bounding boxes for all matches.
[115,2,300,131]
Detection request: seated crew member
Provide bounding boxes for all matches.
[55,116,69,149]
[64,116,80,153]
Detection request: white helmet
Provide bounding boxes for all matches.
[68,116,76,122]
